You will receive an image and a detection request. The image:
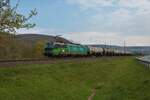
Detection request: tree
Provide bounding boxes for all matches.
[0,0,37,33]
[33,40,47,58]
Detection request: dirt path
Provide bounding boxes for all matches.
[88,89,96,100]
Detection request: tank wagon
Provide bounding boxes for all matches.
[103,48,115,56]
[88,46,103,56]
[44,42,132,57]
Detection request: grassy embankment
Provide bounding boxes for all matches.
[0,57,150,100]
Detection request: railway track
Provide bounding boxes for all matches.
[0,57,100,67]
[0,56,129,67]
[0,58,59,67]
[0,58,50,63]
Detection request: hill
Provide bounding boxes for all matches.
[15,34,71,45]
[127,46,150,55]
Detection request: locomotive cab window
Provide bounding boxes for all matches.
[54,44,66,48]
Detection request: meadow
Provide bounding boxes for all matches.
[0,57,150,100]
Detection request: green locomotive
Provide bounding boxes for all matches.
[44,42,89,56]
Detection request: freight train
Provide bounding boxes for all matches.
[44,42,131,57]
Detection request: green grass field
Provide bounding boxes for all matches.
[0,57,150,100]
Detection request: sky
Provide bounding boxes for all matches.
[12,0,150,46]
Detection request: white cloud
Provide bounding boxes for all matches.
[64,32,150,46]
[88,8,150,35]
[125,36,150,46]
[65,0,114,9]
[16,27,62,36]
[66,0,150,11]
[64,32,123,45]
[65,0,150,36]
[118,0,150,10]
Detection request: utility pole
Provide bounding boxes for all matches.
[123,40,126,53]
[105,41,107,48]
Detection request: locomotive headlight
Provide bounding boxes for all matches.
[62,50,65,52]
